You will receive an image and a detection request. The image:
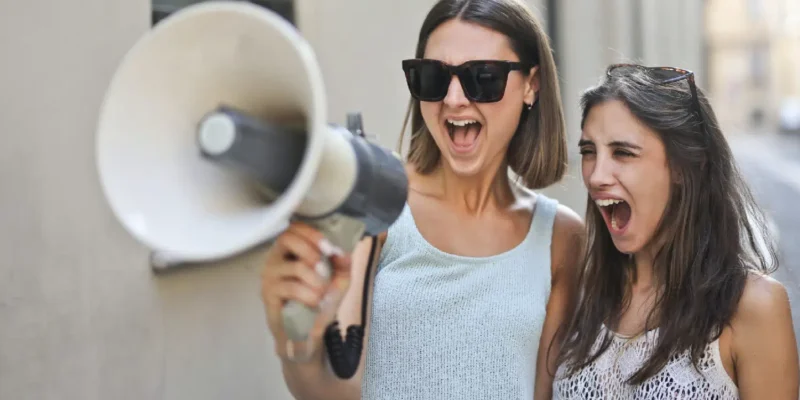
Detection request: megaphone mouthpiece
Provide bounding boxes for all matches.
[198,105,307,198]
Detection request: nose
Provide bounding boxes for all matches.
[587,155,616,189]
[442,75,469,108]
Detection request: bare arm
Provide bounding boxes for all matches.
[279,232,385,400]
[733,274,799,400]
[534,205,585,400]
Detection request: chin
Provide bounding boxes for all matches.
[608,230,651,256]
[609,237,638,255]
[441,154,485,176]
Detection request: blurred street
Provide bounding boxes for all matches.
[730,132,800,351]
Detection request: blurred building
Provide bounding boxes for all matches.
[706,0,800,134]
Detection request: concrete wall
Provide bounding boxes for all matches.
[705,0,800,133]
[554,0,705,214]
[0,0,701,399]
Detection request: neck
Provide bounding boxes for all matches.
[631,249,655,291]
[436,160,514,216]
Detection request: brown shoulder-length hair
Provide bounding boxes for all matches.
[398,0,567,189]
[554,68,780,383]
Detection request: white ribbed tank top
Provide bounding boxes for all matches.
[361,193,559,400]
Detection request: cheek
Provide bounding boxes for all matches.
[581,159,594,185]
[420,102,440,132]
[478,101,521,141]
[631,167,671,223]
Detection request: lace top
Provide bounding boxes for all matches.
[553,325,739,400]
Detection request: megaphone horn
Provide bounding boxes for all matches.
[95,1,408,379]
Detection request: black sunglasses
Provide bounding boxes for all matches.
[402,59,534,103]
[606,64,706,134]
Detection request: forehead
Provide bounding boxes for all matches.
[582,100,655,143]
[424,19,518,64]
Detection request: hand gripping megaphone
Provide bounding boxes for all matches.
[95,1,408,379]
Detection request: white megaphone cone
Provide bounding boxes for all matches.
[95,1,408,378]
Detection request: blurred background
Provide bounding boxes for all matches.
[0,0,797,398]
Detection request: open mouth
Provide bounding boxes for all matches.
[596,198,632,233]
[445,119,482,153]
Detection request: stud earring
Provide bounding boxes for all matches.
[526,102,533,110]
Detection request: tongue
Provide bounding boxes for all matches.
[452,124,480,148]
[612,202,632,229]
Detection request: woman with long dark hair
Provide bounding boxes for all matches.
[552,64,799,399]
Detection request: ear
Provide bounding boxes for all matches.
[523,65,540,107]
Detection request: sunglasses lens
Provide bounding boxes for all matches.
[403,60,515,102]
[405,61,451,101]
[461,63,508,102]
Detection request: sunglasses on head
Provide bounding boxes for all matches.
[401,59,535,103]
[606,64,706,133]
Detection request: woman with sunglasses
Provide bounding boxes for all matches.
[260,0,584,399]
[551,64,799,399]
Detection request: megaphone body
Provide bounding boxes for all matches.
[95,1,408,378]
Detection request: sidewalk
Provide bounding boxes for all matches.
[729,132,800,194]
[729,131,800,354]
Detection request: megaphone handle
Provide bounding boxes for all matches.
[280,213,366,362]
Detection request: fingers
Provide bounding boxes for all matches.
[272,260,328,294]
[277,280,325,309]
[261,221,354,346]
[275,229,323,266]
[286,221,326,244]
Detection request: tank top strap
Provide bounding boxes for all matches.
[376,202,413,270]
[529,194,559,249]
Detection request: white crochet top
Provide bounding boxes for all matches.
[553,325,739,400]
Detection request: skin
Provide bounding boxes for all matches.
[260,18,583,400]
[579,99,799,398]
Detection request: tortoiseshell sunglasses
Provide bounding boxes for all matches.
[606,64,706,135]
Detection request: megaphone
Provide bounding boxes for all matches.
[95,1,408,379]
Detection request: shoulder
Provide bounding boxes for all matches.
[550,202,585,281]
[727,272,798,396]
[552,203,585,242]
[730,272,794,359]
[732,273,792,336]
[514,186,585,276]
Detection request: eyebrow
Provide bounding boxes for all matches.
[577,139,642,150]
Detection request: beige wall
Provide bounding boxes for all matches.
[706,0,800,133]
[0,0,700,399]
[555,0,705,215]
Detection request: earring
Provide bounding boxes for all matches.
[526,102,533,110]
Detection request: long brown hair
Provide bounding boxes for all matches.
[398,0,567,189]
[554,69,779,383]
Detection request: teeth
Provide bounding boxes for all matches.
[447,119,478,127]
[595,199,624,207]
[611,216,618,230]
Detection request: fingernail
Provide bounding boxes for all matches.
[315,261,331,281]
[318,238,344,257]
